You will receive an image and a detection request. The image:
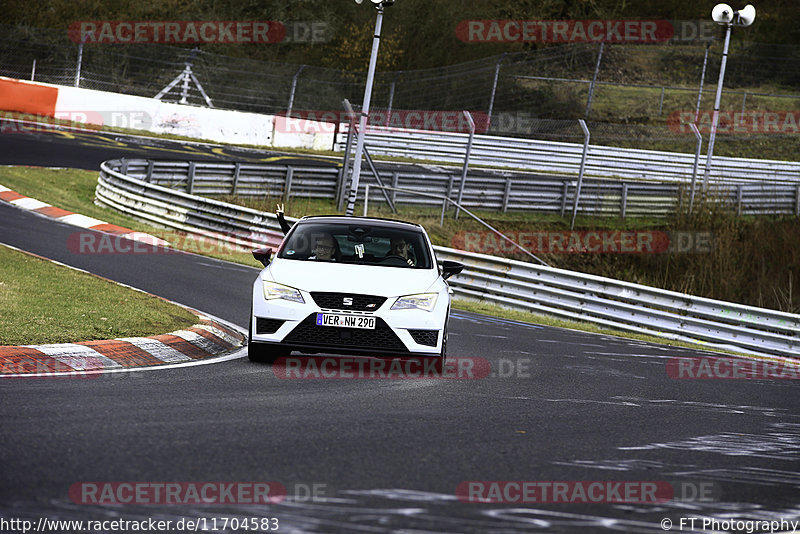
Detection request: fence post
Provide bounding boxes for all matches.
[486,53,506,127]
[287,65,305,117]
[695,42,711,123]
[658,86,665,116]
[571,119,591,230]
[231,162,241,195]
[74,40,84,87]
[620,183,628,218]
[584,42,604,119]
[338,103,358,212]
[31,59,36,81]
[386,72,400,118]
[455,111,476,220]
[187,162,196,194]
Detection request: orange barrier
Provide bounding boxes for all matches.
[0,77,58,116]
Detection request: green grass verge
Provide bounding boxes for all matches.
[0,244,198,345]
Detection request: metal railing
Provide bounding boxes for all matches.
[333,125,800,185]
[115,158,800,219]
[96,159,800,360]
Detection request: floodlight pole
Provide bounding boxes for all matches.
[701,24,731,191]
[345,5,384,217]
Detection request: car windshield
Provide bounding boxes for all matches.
[278,222,432,269]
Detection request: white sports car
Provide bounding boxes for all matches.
[249,216,463,367]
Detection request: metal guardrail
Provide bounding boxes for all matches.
[114,158,800,218]
[97,158,800,360]
[333,125,800,185]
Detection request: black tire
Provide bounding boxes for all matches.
[247,310,289,364]
[247,340,289,364]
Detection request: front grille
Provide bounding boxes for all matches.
[408,329,439,347]
[256,318,285,335]
[284,314,405,350]
[310,292,386,312]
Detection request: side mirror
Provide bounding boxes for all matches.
[253,247,273,267]
[441,260,464,280]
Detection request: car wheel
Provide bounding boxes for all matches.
[247,340,288,364]
[247,310,289,364]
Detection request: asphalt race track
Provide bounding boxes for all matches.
[1,130,798,533]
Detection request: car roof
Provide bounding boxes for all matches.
[295,215,425,231]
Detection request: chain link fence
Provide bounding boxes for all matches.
[1,23,799,159]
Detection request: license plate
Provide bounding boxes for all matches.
[316,313,375,329]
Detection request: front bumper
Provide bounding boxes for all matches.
[251,286,447,357]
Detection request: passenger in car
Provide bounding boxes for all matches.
[309,234,338,261]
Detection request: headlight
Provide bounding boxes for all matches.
[262,281,305,303]
[391,293,438,312]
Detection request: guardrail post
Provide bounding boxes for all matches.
[689,124,702,212]
[658,87,665,116]
[441,174,455,225]
[391,172,399,205]
[503,179,512,213]
[146,160,154,183]
[795,185,800,216]
[621,183,628,218]
[120,159,129,175]
[231,162,241,195]
[560,181,570,217]
[284,166,294,202]
[737,184,744,216]
[187,162,196,194]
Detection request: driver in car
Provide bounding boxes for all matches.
[388,237,415,266]
[309,234,337,261]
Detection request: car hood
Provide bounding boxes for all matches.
[266,258,440,297]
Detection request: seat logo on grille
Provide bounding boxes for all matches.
[342,297,353,306]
